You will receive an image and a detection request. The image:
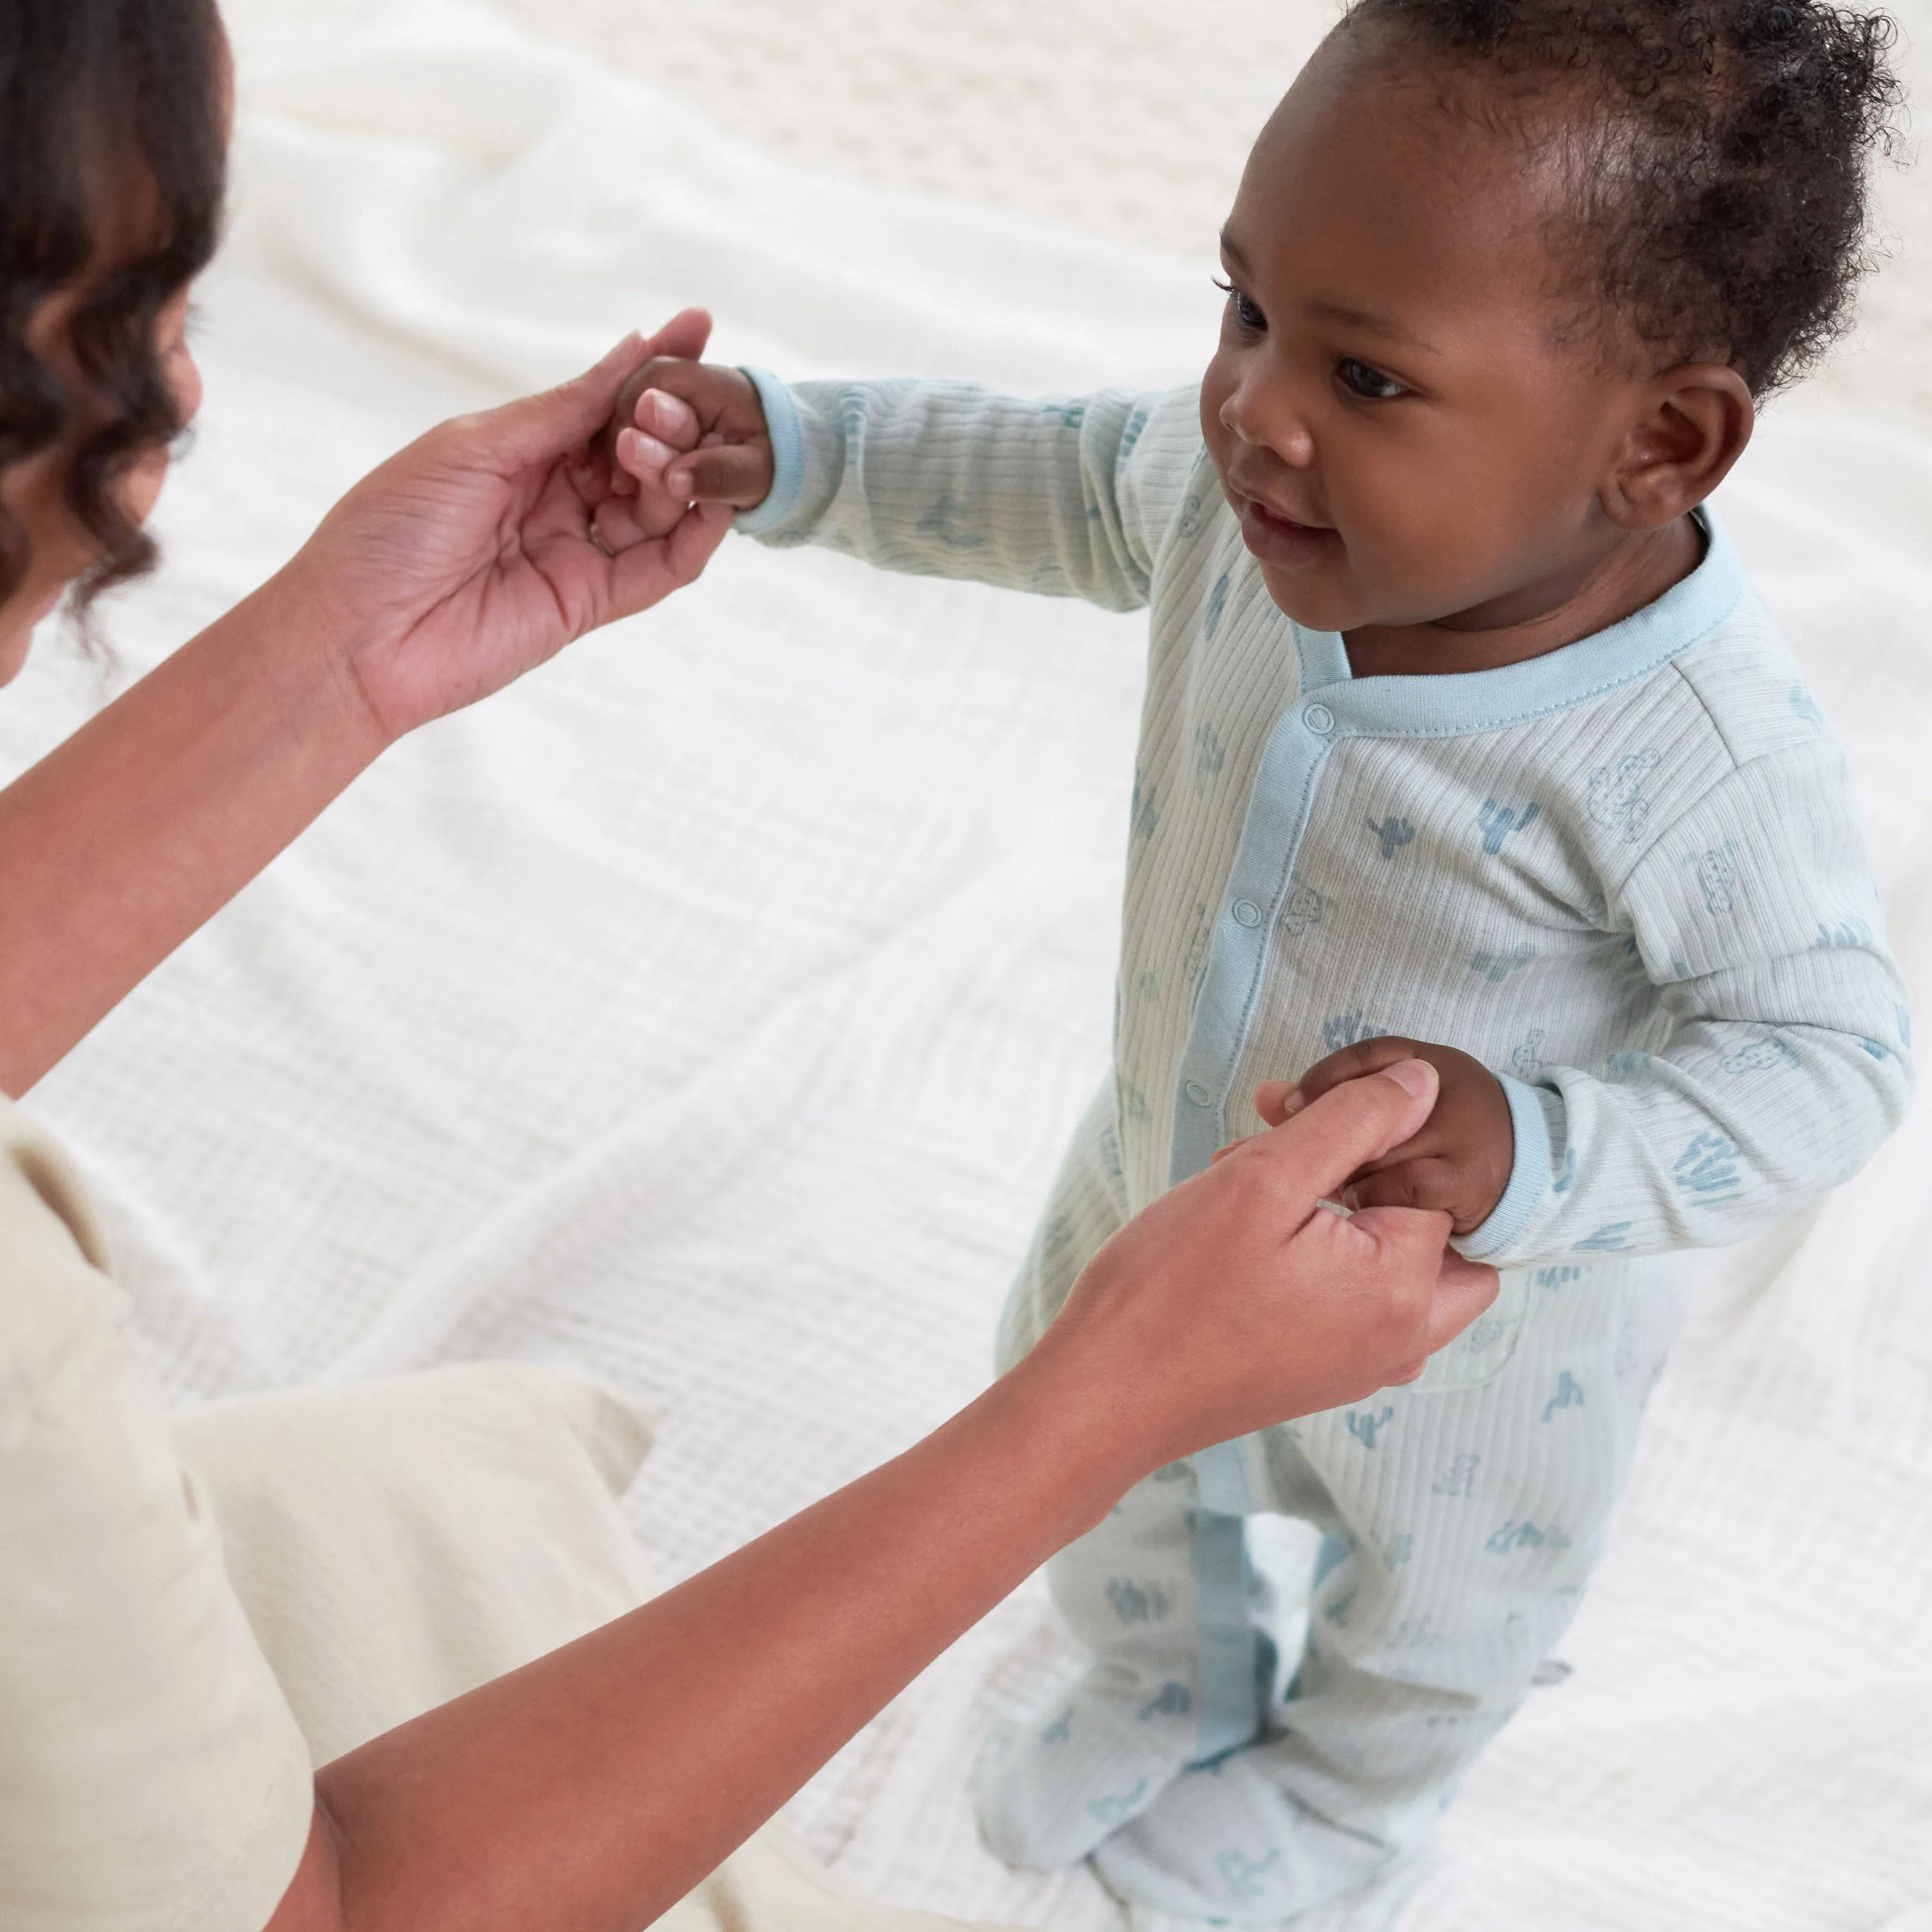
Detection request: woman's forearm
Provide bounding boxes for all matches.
[0,317,730,1100]
[0,582,389,1095]
[296,1345,1137,1932]
[264,1065,1488,1932]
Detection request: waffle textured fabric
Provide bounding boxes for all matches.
[0,1092,1005,1932]
[3,1,1929,1928]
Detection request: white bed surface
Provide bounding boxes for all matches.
[4,2,1930,1926]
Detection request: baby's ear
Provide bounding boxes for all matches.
[1604,363,1754,529]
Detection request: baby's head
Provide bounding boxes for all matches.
[1206,0,1901,644]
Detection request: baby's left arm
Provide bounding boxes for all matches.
[1292,737,1913,1267]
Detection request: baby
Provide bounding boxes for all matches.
[603,0,1911,1924]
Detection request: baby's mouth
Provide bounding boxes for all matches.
[1236,492,1341,571]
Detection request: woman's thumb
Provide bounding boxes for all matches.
[641,307,713,363]
[1269,1057,1438,1202]
[491,315,715,466]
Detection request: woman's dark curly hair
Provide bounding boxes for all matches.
[0,0,227,630]
[1339,0,1904,394]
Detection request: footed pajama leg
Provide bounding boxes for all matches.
[1095,1261,1689,1929]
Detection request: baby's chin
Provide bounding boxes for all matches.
[1255,562,1372,637]
[1257,564,1475,640]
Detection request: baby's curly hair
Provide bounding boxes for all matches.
[1340,0,1904,395]
[0,0,229,632]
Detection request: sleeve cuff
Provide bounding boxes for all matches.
[731,366,807,537]
[1455,1073,1558,1262]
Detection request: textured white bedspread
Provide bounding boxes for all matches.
[5,1,1931,1926]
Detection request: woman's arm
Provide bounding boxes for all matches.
[270,1062,1494,1932]
[0,313,727,1099]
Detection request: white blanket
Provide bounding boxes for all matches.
[3,2,1929,1926]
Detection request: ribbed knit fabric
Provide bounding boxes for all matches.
[743,374,1913,1924]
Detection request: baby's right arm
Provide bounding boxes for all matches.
[607,359,1203,614]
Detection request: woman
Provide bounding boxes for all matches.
[0,4,1497,1929]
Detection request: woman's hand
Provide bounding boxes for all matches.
[1032,1059,1497,1482]
[272,310,733,744]
[276,1059,1495,1932]
[1255,1035,1515,1235]
[0,313,734,1095]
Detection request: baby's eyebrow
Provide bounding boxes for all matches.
[1305,298,1440,357]
[1220,227,1441,359]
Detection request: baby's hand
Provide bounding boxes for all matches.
[597,358,776,553]
[1258,1037,1515,1236]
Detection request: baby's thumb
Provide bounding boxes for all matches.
[667,444,775,509]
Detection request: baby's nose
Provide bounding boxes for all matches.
[1220,386,1315,468]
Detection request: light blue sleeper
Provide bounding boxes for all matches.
[736,374,1913,1929]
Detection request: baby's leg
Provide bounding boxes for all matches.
[1094,1261,1689,1928]
[976,1461,1240,1868]
[978,1084,1236,1866]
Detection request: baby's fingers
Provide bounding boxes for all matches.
[1342,1154,1471,1223]
[665,442,776,509]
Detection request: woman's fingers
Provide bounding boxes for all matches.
[1423,1246,1502,1352]
[486,317,716,473]
[607,498,734,613]
[614,428,683,488]
[1347,1206,1497,1379]
[615,430,774,511]
[1253,1078,1299,1125]
[1346,1203,1458,1285]
[634,388,701,451]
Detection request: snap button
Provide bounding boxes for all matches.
[1184,1080,1213,1107]
[1231,898,1263,928]
[1303,702,1336,735]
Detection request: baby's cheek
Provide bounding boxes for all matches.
[1197,364,1238,478]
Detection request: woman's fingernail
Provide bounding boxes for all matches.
[666,467,692,495]
[1383,1059,1436,1101]
[1278,1086,1306,1115]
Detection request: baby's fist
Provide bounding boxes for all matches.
[1262,1037,1513,1236]
[607,357,775,521]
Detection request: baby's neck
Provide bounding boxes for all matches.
[1342,515,1703,680]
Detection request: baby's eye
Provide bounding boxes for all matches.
[1337,357,1406,401]
[1214,278,1267,336]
